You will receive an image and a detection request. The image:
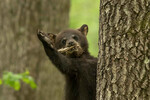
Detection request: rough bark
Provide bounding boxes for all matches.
[97,0,150,100]
[0,0,70,100]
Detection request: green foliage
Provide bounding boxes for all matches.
[70,0,100,57]
[1,70,37,91]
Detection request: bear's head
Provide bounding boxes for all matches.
[49,24,89,57]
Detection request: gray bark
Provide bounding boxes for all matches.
[0,0,70,100]
[97,0,150,100]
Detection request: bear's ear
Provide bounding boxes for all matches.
[47,33,57,43]
[77,24,88,36]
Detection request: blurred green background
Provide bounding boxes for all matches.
[70,0,99,57]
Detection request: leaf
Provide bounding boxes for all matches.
[29,80,37,89]
[0,79,2,85]
[22,77,30,84]
[25,70,30,75]
[22,76,37,89]
[12,74,22,81]
[14,80,20,91]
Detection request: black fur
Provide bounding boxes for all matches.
[37,24,97,100]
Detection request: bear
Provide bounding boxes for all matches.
[37,24,97,100]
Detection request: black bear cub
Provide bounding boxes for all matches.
[37,24,97,100]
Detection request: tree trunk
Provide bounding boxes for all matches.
[97,0,150,99]
[0,0,70,100]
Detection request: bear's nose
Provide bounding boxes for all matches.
[68,41,75,47]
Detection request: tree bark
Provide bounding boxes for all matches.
[0,0,70,100]
[97,0,150,99]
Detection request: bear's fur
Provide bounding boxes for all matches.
[37,24,97,100]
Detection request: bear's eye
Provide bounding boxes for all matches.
[72,35,78,41]
[61,38,67,44]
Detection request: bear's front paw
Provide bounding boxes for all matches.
[37,30,54,48]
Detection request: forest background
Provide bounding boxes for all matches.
[0,0,99,100]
